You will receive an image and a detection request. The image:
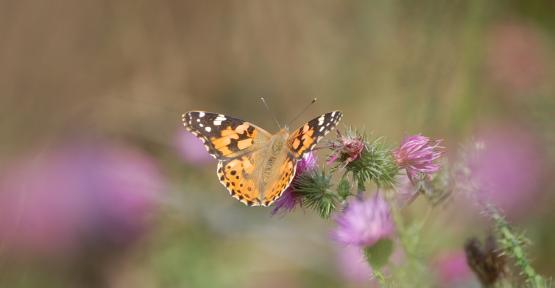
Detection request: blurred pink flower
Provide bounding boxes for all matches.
[0,141,164,258]
[332,194,395,247]
[336,245,374,285]
[469,126,544,218]
[487,21,547,94]
[272,152,317,215]
[433,251,474,288]
[393,135,444,183]
[174,130,214,165]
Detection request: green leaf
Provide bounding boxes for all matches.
[364,239,394,270]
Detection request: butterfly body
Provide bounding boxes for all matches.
[182,110,342,206]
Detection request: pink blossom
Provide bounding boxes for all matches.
[469,126,544,218]
[393,135,444,183]
[327,131,365,166]
[332,194,395,247]
[0,141,164,258]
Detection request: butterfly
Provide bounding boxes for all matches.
[181,110,342,206]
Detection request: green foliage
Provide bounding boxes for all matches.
[364,239,394,270]
[295,170,339,219]
[337,178,351,201]
[489,205,551,288]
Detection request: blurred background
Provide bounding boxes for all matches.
[0,1,554,287]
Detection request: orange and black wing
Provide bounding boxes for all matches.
[182,111,270,160]
[287,111,342,157]
[216,152,297,207]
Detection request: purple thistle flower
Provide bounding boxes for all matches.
[271,152,317,215]
[468,126,544,218]
[393,134,444,182]
[327,130,365,166]
[0,141,165,258]
[332,194,395,247]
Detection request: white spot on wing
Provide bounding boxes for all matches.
[199,112,205,117]
[205,126,212,132]
[213,115,226,126]
[317,115,325,125]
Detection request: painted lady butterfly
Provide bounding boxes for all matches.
[181,111,342,206]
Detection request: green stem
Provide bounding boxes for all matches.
[488,205,548,288]
[373,269,386,287]
[385,189,412,256]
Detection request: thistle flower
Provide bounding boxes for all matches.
[331,132,399,189]
[271,152,317,215]
[0,141,164,258]
[393,135,444,183]
[327,130,365,166]
[468,127,543,218]
[332,194,395,247]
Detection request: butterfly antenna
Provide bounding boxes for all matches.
[260,97,281,129]
[287,98,317,127]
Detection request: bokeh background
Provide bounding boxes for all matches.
[0,1,554,287]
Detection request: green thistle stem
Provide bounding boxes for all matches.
[488,205,549,288]
[373,269,386,286]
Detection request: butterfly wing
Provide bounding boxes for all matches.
[182,111,273,206]
[260,153,297,206]
[287,111,343,157]
[181,111,271,160]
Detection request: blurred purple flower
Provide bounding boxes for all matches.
[469,126,544,218]
[272,152,317,215]
[393,135,444,183]
[332,194,395,247]
[0,141,164,258]
[336,245,374,285]
[487,21,546,94]
[433,251,474,288]
[174,129,214,165]
[327,131,365,166]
